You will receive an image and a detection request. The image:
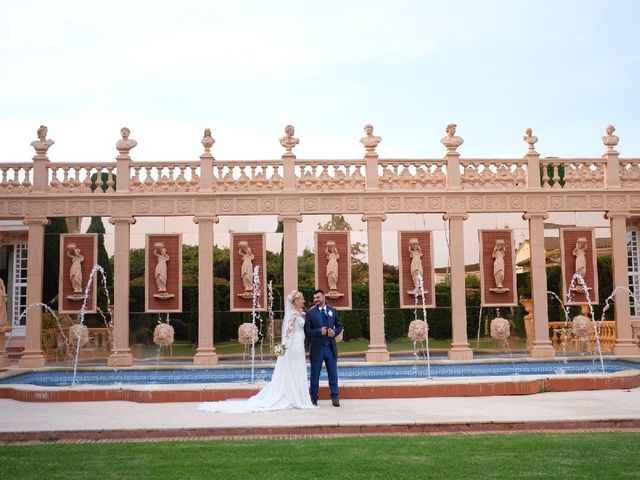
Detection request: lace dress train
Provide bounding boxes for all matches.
[198,310,315,413]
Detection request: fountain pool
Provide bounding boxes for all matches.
[1,358,639,403]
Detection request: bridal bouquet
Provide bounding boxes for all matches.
[274,343,287,356]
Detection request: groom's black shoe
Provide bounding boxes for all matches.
[311,398,318,406]
[331,396,340,407]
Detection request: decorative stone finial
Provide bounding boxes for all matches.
[279,124,299,153]
[201,128,215,154]
[30,125,55,156]
[359,124,382,154]
[602,124,619,153]
[116,127,137,155]
[523,128,538,153]
[440,123,464,153]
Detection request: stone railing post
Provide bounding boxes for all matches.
[359,124,381,190]
[440,123,463,189]
[523,128,541,189]
[199,128,215,192]
[602,124,621,188]
[279,124,299,191]
[115,127,137,193]
[30,125,54,193]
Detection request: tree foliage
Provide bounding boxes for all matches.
[42,218,68,305]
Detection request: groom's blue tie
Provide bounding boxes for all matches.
[321,308,330,345]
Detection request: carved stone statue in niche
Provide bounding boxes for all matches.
[67,244,85,301]
[489,239,509,294]
[153,242,174,300]
[0,278,10,366]
[407,238,424,296]
[238,241,255,299]
[279,124,299,153]
[325,241,344,299]
[570,237,590,293]
[0,278,9,329]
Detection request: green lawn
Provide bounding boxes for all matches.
[144,337,528,358]
[1,433,638,479]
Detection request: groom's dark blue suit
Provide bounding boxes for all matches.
[304,303,343,402]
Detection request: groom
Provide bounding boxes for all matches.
[305,289,343,407]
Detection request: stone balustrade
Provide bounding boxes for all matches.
[620,158,640,188]
[49,163,117,193]
[130,161,200,193]
[378,159,446,190]
[540,158,606,189]
[296,159,365,191]
[548,321,616,352]
[0,163,32,193]
[213,160,283,192]
[460,158,527,190]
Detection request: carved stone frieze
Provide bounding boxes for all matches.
[363,197,384,212]
[428,197,442,209]
[323,198,343,212]
[567,196,588,209]
[590,196,604,209]
[279,198,299,213]
[261,199,275,212]
[607,195,627,210]
[177,200,192,214]
[51,200,65,215]
[69,201,89,216]
[509,196,524,210]
[136,200,151,213]
[112,200,132,216]
[152,199,174,215]
[387,197,401,210]
[195,199,216,214]
[469,196,483,210]
[220,199,233,212]
[526,196,546,211]
[27,201,46,216]
[446,196,465,211]
[550,196,564,209]
[303,198,318,211]
[631,195,640,209]
[404,197,424,210]
[237,199,258,213]
[346,198,359,211]
[487,196,507,210]
[94,201,108,215]
[8,202,22,215]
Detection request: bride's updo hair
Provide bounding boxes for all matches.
[286,290,303,304]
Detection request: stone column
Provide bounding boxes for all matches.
[108,217,135,367]
[608,212,640,355]
[193,216,219,365]
[362,214,389,362]
[279,215,302,297]
[443,213,473,360]
[524,212,556,358]
[18,218,48,368]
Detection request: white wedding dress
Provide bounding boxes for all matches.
[198,307,316,413]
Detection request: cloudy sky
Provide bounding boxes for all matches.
[0,0,635,262]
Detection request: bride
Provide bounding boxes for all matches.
[198,290,316,413]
